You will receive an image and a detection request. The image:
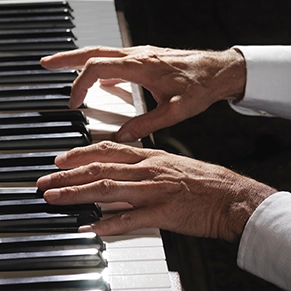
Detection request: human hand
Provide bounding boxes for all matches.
[40,46,246,142]
[37,141,275,241]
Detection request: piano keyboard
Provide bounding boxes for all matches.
[0,1,174,290]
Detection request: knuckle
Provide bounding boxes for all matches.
[82,46,103,60]
[119,212,135,231]
[96,141,120,157]
[86,162,102,178]
[51,170,71,184]
[84,57,98,70]
[59,186,81,203]
[97,179,116,198]
[66,146,83,159]
[97,140,116,151]
[167,98,187,123]
[86,163,116,183]
[82,46,99,54]
[91,220,112,235]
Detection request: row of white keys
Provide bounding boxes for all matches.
[102,229,172,290]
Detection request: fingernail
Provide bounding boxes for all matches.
[43,189,61,202]
[37,175,51,191]
[79,225,94,233]
[117,131,135,142]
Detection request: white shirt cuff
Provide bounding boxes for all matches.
[238,191,291,290]
[229,45,291,120]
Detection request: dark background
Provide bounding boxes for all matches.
[118,1,291,290]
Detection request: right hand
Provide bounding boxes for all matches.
[41,45,246,142]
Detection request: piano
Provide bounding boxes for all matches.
[0,1,181,290]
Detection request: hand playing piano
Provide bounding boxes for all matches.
[37,141,276,242]
[40,45,246,142]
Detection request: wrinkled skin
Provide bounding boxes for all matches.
[37,141,276,241]
[41,45,246,142]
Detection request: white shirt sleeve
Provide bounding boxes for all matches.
[229,46,291,119]
[238,192,291,290]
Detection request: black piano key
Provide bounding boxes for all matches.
[0,131,91,151]
[0,7,74,18]
[0,248,107,272]
[0,211,99,233]
[0,83,79,110]
[0,37,77,51]
[0,121,90,137]
[0,165,59,183]
[0,110,88,125]
[0,51,60,62]
[0,151,61,166]
[0,95,72,110]
[0,69,78,84]
[0,187,43,201]
[0,16,75,30]
[0,1,73,11]
[0,273,110,291]
[1,83,72,96]
[0,28,76,40]
[0,233,105,253]
[0,151,62,182]
[0,198,102,217]
[0,60,45,71]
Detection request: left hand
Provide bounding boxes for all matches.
[36,141,275,241]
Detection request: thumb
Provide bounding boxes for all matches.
[116,104,177,142]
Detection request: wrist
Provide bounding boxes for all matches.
[223,175,277,241]
[215,48,247,103]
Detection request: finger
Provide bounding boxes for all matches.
[54,142,148,168]
[79,208,155,235]
[99,78,124,86]
[69,56,144,108]
[40,46,126,70]
[38,161,143,192]
[116,101,184,142]
[43,180,135,205]
[42,179,176,206]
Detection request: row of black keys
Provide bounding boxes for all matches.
[0,1,92,182]
[0,110,91,182]
[0,1,78,87]
[0,232,110,290]
[0,1,75,32]
[0,186,101,232]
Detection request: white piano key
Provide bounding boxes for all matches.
[80,81,139,140]
[107,260,169,276]
[105,246,167,262]
[102,235,164,249]
[69,0,123,48]
[109,273,172,290]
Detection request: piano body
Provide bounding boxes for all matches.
[0,0,179,290]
